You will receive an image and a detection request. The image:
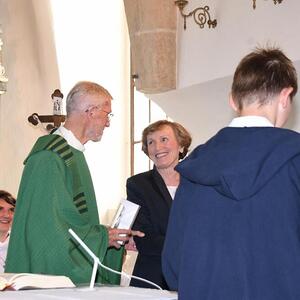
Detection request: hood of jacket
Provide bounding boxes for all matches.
[177,127,300,201]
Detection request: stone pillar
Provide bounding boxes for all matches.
[124,0,177,94]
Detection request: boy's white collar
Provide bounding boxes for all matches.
[228,116,274,128]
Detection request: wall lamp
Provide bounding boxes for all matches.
[252,0,283,9]
[0,64,8,95]
[0,81,7,95]
[175,0,217,30]
[0,28,8,95]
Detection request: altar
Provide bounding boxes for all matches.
[1,286,177,300]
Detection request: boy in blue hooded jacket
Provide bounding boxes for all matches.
[162,47,299,300]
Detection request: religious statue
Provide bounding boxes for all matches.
[51,89,64,115]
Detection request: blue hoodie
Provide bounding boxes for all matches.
[162,126,300,300]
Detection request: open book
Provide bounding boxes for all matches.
[0,273,75,291]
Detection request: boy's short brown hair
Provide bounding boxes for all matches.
[231,47,298,110]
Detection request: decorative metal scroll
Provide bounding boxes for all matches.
[175,0,217,30]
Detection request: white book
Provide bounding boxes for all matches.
[111,199,140,230]
[0,273,75,291]
[111,199,140,245]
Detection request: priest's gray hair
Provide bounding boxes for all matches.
[66,81,112,115]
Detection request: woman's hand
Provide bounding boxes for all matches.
[124,232,143,251]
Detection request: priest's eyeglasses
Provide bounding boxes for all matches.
[85,105,114,121]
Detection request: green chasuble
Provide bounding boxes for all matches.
[5,134,123,285]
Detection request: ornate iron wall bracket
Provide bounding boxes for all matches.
[253,0,283,9]
[175,0,217,30]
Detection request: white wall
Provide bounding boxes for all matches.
[151,0,300,148]
[0,1,130,224]
[50,0,131,224]
[0,0,60,195]
[177,0,300,88]
[2,0,299,201]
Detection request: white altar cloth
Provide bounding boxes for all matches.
[0,285,177,300]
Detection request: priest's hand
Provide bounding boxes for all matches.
[108,228,144,249]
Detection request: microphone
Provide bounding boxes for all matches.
[68,228,162,290]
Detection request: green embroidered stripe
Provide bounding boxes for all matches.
[50,142,74,165]
[56,145,70,155]
[44,135,64,149]
[77,203,87,210]
[64,156,73,167]
[73,192,88,214]
[79,207,88,214]
[58,148,73,165]
[75,200,86,208]
[51,143,69,154]
[44,136,89,216]
[74,192,85,201]
[74,197,85,205]
[49,139,66,151]
[74,194,84,202]
[60,150,73,160]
